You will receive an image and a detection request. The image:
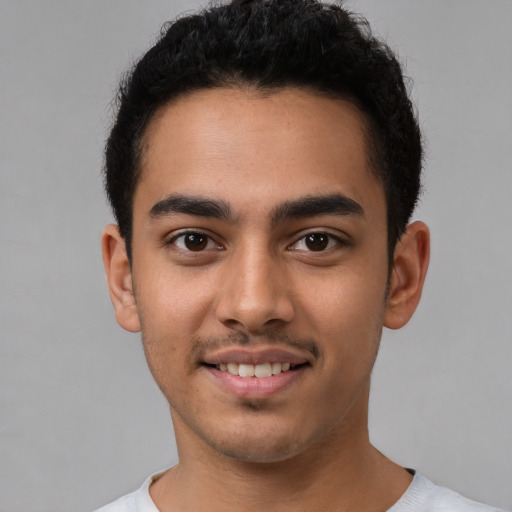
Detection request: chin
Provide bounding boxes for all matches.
[215,440,302,464]
[201,422,313,464]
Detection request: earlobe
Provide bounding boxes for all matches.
[384,221,430,330]
[101,224,141,333]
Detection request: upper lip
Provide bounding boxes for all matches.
[202,346,312,366]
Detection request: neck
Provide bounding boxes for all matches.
[150,387,412,512]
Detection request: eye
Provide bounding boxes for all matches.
[289,232,341,252]
[171,232,221,252]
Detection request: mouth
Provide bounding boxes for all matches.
[200,346,314,398]
[203,361,306,378]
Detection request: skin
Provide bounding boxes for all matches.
[103,87,430,511]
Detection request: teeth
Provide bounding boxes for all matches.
[254,362,272,378]
[238,364,255,378]
[217,362,294,378]
[227,362,239,376]
[271,362,282,375]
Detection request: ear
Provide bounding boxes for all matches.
[384,221,430,330]
[101,224,141,333]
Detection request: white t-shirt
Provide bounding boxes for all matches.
[93,470,505,512]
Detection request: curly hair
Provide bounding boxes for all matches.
[104,0,422,261]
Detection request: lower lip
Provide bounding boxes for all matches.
[204,366,308,399]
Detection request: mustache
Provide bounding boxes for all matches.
[190,330,320,360]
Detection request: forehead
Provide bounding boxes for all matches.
[136,87,384,220]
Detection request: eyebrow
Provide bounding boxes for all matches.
[149,194,232,221]
[270,193,364,225]
[148,192,364,224]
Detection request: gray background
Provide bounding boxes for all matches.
[1,1,511,511]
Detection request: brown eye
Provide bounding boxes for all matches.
[304,233,329,251]
[288,232,342,253]
[183,233,208,251]
[170,231,223,254]
[171,232,217,252]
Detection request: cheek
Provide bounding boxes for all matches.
[133,266,217,388]
[299,263,387,324]
[296,264,387,359]
[134,261,216,333]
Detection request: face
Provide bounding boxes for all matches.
[120,88,396,462]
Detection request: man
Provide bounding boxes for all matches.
[97,1,503,511]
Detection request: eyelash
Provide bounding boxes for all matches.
[169,230,223,252]
[288,232,345,252]
[168,230,345,253]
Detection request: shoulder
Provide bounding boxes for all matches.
[93,489,139,512]
[92,472,163,512]
[390,472,506,512]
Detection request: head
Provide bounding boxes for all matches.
[104,0,422,264]
[101,0,429,464]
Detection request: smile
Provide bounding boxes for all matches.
[201,346,312,397]
[216,362,293,378]
[204,362,308,399]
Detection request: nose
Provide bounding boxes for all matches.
[214,243,295,333]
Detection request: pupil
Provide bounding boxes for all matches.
[306,233,328,251]
[185,233,207,251]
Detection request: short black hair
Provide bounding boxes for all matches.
[104,0,422,261]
